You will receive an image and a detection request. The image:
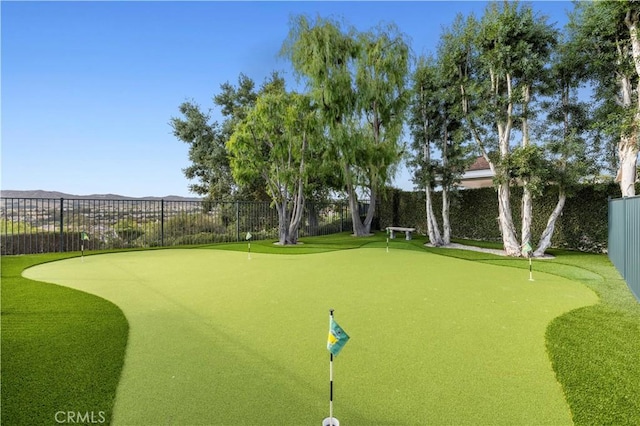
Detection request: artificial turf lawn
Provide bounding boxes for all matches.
[1,254,128,426]
[435,239,640,425]
[23,244,597,425]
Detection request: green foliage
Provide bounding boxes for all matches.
[170,101,234,199]
[571,1,640,195]
[162,213,226,241]
[282,15,358,129]
[227,81,319,244]
[508,145,549,196]
[0,219,32,234]
[409,55,470,191]
[171,74,274,202]
[282,15,410,235]
[113,219,145,243]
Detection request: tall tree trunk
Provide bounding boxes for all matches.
[441,126,451,245]
[425,185,442,246]
[423,137,443,246]
[362,183,376,234]
[286,183,304,244]
[276,202,290,245]
[520,84,533,248]
[498,183,520,256]
[534,189,566,257]
[345,165,369,236]
[286,135,308,244]
[442,188,451,245]
[533,82,569,257]
[616,134,638,197]
[615,31,638,198]
[495,73,520,256]
[521,185,533,247]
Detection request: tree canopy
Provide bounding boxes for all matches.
[173,1,635,250]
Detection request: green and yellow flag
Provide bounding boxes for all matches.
[245,232,252,241]
[327,317,350,357]
[522,241,532,256]
[81,231,89,241]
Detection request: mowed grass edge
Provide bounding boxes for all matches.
[2,232,639,424]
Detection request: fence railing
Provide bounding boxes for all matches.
[608,195,640,302]
[0,198,356,255]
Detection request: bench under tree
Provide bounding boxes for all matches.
[386,226,416,240]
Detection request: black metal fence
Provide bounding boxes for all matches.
[0,198,355,255]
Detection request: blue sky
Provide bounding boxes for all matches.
[2,1,573,198]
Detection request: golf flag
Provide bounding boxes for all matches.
[245,232,252,241]
[327,317,350,357]
[81,231,89,241]
[522,241,532,256]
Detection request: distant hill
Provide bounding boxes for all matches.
[0,190,201,201]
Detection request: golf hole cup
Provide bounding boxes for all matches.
[322,417,339,426]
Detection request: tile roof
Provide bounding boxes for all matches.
[467,156,491,171]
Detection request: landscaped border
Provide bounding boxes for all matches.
[1,252,129,426]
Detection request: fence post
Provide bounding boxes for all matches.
[161,199,165,247]
[236,201,240,242]
[623,196,628,281]
[59,198,64,252]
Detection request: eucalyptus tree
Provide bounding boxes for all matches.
[282,15,410,236]
[508,7,558,250]
[409,56,443,246]
[227,83,320,245]
[441,2,557,256]
[571,1,640,197]
[353,23,411,234]
[533,35,593,256]
[409,55,469,246]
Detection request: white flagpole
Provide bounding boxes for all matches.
[81,232,85,262]
[329,309,333,426]
[329,353,334,423]
[324,308,347,426]
[329,309,335,425]
[529,256,534,281]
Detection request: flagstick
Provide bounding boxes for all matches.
[329,309,335,426]
[248,241,251,260]
[81,242,84,262]
[529,256,534,281]
[329,352,334,424]
[386,237,389,253]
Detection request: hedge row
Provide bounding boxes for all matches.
[377,183,634,253]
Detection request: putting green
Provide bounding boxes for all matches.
[24,248,597,425]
